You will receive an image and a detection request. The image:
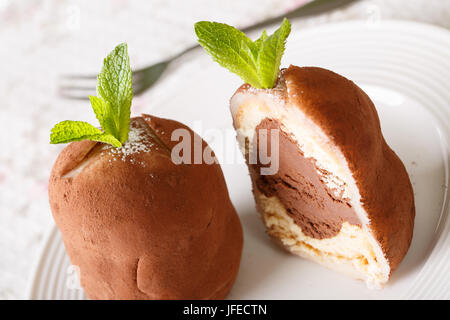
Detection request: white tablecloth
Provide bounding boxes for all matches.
[0,0,449,299]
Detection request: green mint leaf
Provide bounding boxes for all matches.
[50,43,134,148]
[89,95,106,128]
[96,43,133,144]
[50,120,122,147]
[89,95,117,137]
[195,18,291,89]
[256,18,291,88]
[194,21,263,88]
[254,30,268,48]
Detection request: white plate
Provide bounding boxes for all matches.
[28,20,450,299]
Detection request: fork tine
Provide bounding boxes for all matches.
[58,94,91,101]
[60,69,146,81]
[58,72,96,100]
[58,84,149,99]
[58,85,95,100]
[59,85,96,91]
[60,74,97,80]
[58,84,145,99]
[59,60,171,100]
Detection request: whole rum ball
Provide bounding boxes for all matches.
[49,114,243,299]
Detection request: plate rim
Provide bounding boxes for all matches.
[26,225,59,299]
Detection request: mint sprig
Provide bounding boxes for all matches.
[194,18,291,89]
[50,43,133,147]
[50,121,121,147]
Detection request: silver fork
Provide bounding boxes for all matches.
[59,0,356,100]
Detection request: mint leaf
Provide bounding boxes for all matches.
[96,43,133,144]
[50,43,134,148]
[89,95,117,137]
[256,18,291,88]
[195,21,262,88]
[50,120,121,147]
[89,95,107,128]
[254,30,268,48]
[195,18,291,89]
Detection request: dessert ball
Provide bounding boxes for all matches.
[230,65,414,288]
[49,114,243,299]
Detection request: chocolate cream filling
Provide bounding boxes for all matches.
[250,118,361,239]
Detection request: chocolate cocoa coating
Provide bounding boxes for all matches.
[252,118,360,239]
[234,66,415,275]
[48,115,243,299]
